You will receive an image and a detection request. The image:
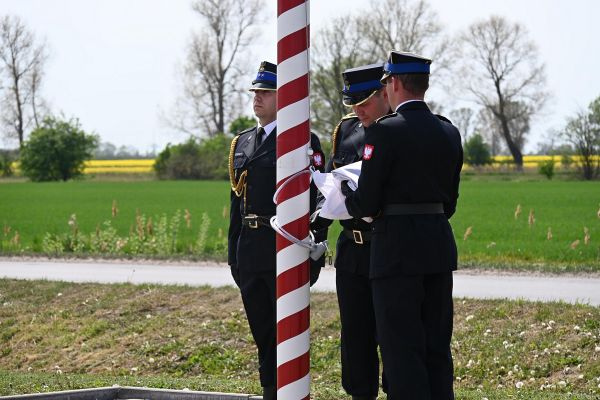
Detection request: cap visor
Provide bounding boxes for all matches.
[249,82,276,91]
[342,90,377,106]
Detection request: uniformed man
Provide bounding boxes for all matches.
[228,61,326,400]
[314,63,392,400]
[343,51,463,399]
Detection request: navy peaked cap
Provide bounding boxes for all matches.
[341,63,385,106]
[381,51,432,83]
[250,61,277,91]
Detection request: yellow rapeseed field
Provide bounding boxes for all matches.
[83,159,154,173]
[10,156,598,174]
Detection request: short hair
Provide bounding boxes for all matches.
[395,73,429,96]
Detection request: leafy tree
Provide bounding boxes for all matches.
[460,16,547,170]
[19,116,98,181]
[561,96,600,180]
[228,115,256,135]
[154,134,230,180]
[0,15,49,147]
[464,133,492,166]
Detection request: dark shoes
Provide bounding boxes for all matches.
[352,396,377,400]
[262,386,276,400]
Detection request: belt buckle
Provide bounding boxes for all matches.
[245,214,258,229]
[352,230,363,244]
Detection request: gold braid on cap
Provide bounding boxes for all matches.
[331,113,357,169]
[228,135,247,197]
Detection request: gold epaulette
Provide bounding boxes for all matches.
[331,113,358,159]
[228,135,247,197]
[375,112,396,123]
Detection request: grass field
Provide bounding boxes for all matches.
[0,279,599,398]
[0,179,599,271]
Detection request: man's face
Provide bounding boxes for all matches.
[253,90,277,123]
[351,89,389,127]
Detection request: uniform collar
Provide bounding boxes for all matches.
[395,99,428,113]
[258,120,277,137]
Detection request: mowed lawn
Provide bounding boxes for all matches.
[0,179,598,270]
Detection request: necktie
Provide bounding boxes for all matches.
[256,127,265,147]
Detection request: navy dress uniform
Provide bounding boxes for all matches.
[325,63,390,399]
[344,52,463,399]
[228,61,326,399]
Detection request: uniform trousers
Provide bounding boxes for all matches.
[371,271,454,400]
[239,269,276,388]
[336,269,380,396]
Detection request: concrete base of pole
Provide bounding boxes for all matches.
[0,386,263,400]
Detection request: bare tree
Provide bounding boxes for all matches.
[460,16,547,169]
[0,15,48,147]
[449,107,475,143]
[169,0,265,137]
[310,0,453,137]
[357,0,455,89]
[476,108,505,156]
[562,97,600,180]
[311,15,369,137]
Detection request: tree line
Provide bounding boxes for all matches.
[0,1,598,181]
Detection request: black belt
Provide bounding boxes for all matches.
[343,228,372,244]
[383,203,444,215]
[242,214,273,229]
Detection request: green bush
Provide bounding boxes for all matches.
[560,154,573,170]
[19,116,98,182]
[538,159,555,180]
[154,134,230,180]
[464,133,492,166]
[0,151,15,177]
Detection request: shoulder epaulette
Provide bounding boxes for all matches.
[375,112,396,123]
[331,113,358,157]
[236,126,255,137]
[435,114,453,125]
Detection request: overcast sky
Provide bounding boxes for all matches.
[1,0,598,153]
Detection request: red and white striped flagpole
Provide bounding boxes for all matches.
[276,0,311,399]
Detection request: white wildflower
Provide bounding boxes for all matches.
[516,381,524,389]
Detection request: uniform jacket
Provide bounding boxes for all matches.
[228,126,326,273]
[345,101,463,278]
[327,114,373,275]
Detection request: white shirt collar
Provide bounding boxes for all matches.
[258,120,277,137]
[395,99,426,113]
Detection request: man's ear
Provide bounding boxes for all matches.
[392,75,402,92]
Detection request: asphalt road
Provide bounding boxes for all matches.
[1,259,599,306]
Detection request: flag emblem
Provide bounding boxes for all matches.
[313,153,323,167]
[363,144,374,160]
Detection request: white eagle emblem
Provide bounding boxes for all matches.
[313,153,323,167]
[363,144,374,160]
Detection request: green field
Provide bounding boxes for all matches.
[0,179,599,271]
[0,279,599,398]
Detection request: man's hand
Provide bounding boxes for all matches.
[341,180,354,197]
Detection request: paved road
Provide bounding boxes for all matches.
[1,259,599,306]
